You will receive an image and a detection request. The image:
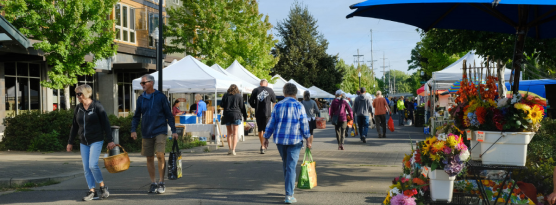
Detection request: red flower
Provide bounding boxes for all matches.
[404,190,415,197]
[475,107,487,124]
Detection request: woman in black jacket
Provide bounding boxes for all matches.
[67,84,116,201]
[220,84,247,156]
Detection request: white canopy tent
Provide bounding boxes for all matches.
[132,55,243,93]
[210,64,258,92]
[226,60,273,89]
[308,86,335,98]
[271,75,311,98]
[288,79,315,97]
[426,51,516,90]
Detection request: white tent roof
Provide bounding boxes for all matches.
[271,75,289,96]
[132,55,242,93]
[427,51,516,90]
[226,60,273,89]
[210,63,257,92]
[308,86,335,98]
[288,79,315,96]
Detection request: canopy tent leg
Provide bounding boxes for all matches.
[214,89,220,145]
[511,5,530,95]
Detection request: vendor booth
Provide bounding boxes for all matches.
[132,55,246,144]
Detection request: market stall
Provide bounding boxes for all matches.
[210,63,258,93]
[132,55,247,144]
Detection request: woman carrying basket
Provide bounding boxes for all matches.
[67,84,116,201]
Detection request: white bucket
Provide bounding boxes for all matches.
[478,131,535,166]
[466,130,481,161]
[429,168,456,202]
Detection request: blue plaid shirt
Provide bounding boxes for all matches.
[264,97,310,145]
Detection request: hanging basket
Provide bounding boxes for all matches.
[429,168,456,202]
[476,131,535,166]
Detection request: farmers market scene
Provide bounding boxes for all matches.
[1,0,556,204]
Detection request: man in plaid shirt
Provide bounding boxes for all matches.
[264,83,313,204]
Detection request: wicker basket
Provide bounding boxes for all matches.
[103,144,130,173]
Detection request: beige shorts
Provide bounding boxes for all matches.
[141,134,167,157]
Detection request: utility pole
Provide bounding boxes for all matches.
[370,29,374,74]
[389,61,391,94]
[380,52,388,93]
[353,49,364,89]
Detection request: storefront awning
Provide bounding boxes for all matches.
[0,15,30,49]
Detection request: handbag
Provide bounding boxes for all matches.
[103,144,130,173]
[388,115,395,132]
[167,139,182,180]
[297,148,317,189]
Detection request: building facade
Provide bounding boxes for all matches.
[0,0,185,133]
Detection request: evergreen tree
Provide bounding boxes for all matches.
[272,1,343,93]
[166,0,278,79]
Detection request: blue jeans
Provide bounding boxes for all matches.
[357,116,370,138]
[80,141,104,189]
[276,142,303,196]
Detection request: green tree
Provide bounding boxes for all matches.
[339,60,378,94]
[272,1,343,93]
[407,40,465,78]
[2,0,118,89]
[166,0,278,79]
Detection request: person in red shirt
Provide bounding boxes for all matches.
[172,100,185,116]
[372,91,391,138]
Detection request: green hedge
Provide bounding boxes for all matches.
[2,110,73,151]
[0,110,146,152]
[515,118,556,200]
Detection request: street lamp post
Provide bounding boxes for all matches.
[151,27,162,91]
[358,72,361,89]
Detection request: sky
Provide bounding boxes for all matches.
[258,0,422,77]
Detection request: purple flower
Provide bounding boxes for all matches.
[443,147,452,154]
[443,156,464,177]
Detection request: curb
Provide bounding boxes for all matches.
[0,170,83,188]
[181,144,219,153]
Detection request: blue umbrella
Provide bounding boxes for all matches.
[346,0,556,94]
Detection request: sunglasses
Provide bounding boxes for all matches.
[140,81,151,85]
[76,93,83,97]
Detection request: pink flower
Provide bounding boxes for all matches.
[402,195,417,205]
[456,142,468,151]
[390,194,405,205]
[401,178,409,183]
[443,147,452,154]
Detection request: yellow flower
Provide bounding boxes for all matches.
[528,105,544,124]
[403,154,412,163]
[487,99,497,107]
[431,141,446,154]
[422,137,436,155]
[447,135,458,148]
[389,182,402,190]
[430,153,440,161]
[384,192,391,205]
[514,103,531,112]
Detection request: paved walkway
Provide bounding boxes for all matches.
[0,119,425,204]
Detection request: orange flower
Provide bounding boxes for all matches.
[412,178,426,186]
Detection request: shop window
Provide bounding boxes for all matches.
[4,63,41,115]
[148,13,159,47]
[117,73,139,116]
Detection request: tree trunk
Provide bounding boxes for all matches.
[64,86,71,110]
[497,59,507,98]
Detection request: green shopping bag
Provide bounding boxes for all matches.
[297,148,317,189]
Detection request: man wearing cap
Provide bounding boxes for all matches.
[249,79,277,154]
[353,87,373,143]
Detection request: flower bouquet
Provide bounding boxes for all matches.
[417,133,469,175]
[385,146,430,205]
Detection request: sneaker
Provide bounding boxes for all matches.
[148,183,158,193]
[232,151,236,156]
[228,149,232,155]
[260,146,265,154]
[285,195,297,204]
[99,186,109,199]
[83,191,98,201]
[362,137,367,143]
[157,183,166,194]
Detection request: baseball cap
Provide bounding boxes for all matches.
[335,90,342,95]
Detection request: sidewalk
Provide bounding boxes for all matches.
[0,120,425,204]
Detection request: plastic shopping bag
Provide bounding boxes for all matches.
[297,148,317,189]
[388,115,395,132]
[167,139,182,180]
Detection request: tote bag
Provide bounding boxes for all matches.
[297,148,317,189]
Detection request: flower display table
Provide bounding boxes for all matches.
[466,160,527,205]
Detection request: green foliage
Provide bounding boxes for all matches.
[271,1,343,94]
[166,0,278,79]
[515,119,556,197]
[2,110,73,151]
[339,60,378,94]
[1,0,119,89]
[376,70,416,95]
[407,40,464,77]
[107,114,142,152]
[28,130,64,152]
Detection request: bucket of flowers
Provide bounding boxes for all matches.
[384,146,430,205]
[417,133,470,202]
